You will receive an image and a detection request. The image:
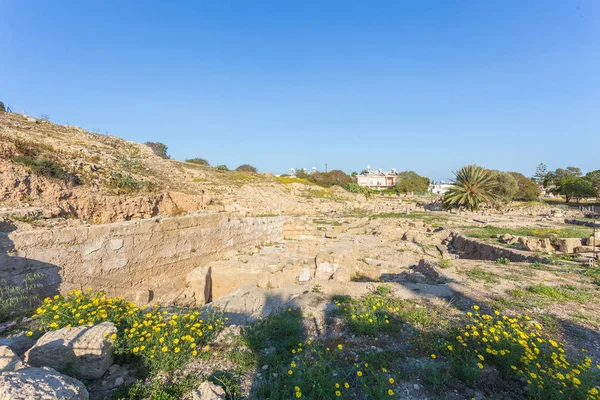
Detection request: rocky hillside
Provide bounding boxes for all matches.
[0,112,361,225]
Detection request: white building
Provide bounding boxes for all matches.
[356,167,398,190]
[429,181,454,195]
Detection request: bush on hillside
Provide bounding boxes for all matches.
[395,171,430,194]
[0,101,5,112]
[185,158,210,166]
[236,164,258,173]
[509,172,540,201]
[14,155,68,181]
[489,170,518,205]
[312,170,352,188]
[144,142,170,159]
[214,165,229,171]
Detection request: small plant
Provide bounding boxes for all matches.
[374,284,392,297]
[214,164,229,171]
[115,374,198,400]
[39,113,51,122]
[14,156,68,180]
[0,273,45,322]
[495,257,511,264]
[235,164,257,173]
[185,158,210,166]
[438,258,451,269]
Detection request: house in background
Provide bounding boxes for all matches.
[356,166,398,190]
[429,181,454,195]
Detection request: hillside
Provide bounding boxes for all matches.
[0,112,360,225]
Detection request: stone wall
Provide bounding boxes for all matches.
[453,235,549,264]
[0,212,284,303]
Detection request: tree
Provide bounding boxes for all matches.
[488,170,518,204]
[533,163,548,186]
[585,170,600,197]
[554,177,595,203]
[443,165,496,211]
[185,158,209,166]
[312,170,352,187]
[509,172,540,201]
[236,164,258,173]
[394,171,430,194]
[145,142,169,159]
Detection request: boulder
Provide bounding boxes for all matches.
[556,238,583,254]
[402,230,428,244]
[332,266,352,282]
[0,334,36,357]
[0,366,89,400]
[586,236,600,247]
[518,237,553,253]
[314,261,338,280]
[25,322,116,380]
[0,345,25,372]
[192,381,226,400]
[575,246,597,254]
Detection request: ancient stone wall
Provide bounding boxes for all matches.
[453,235,549,264]
[0,212,283,303]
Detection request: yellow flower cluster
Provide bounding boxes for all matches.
[445,306,600,399]
[121,307,225,369]
[34,289,138,330]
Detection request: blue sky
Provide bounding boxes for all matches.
[1,1,598,181]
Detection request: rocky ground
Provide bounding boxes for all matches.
[1,112,599,399]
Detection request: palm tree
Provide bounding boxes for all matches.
[443,165,496,211]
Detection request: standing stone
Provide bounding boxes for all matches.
[0,366,89,400]
[298,268,311,282]
[25,322,116,380]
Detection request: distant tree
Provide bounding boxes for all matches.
[312,170,352,188]
[554,176,596,203]
[488,170,518,204]
[0,101,5,113]
[585,170,600,197]
[236,164,258,173]
[295,168,311,180]
[185,158,209,166]
[351,171,358,181]
[443,165,496,211]
[145,142,169,159]
[509,172,540,201]
[394,171,430,194]
[533,163,548,186]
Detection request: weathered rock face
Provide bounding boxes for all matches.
[1,212,284,303]
[453,236,548,263]
[518,237,553,253]
[25,322,116,380]
[0,334,36,357]
[192,381,226,400]
[556,238,583,254]
[0,366,89,400]
[0,345,24,372]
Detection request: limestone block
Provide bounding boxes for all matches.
[298,268,312,282]
[314,262,338,280]
[25,322,116,380]
[186,266,211,306]
[0,367,89,400]
[556,238,583,253]
[518,237,553,253]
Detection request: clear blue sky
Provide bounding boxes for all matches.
[1,1,598,181]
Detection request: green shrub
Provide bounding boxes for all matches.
[185,158,209,166]
[115,374,198,400]
[0,273,45,322]
[235,164,257,173]
[144,142,170,159]
[344,183,366,193]
[312,170,352,188]
[214,165,229,171]
[14,155,69,180]
[495,257,511,264]
[107,172,154,193]
[394,171,430,194]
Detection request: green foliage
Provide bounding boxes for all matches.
[115,374,198,400]
[185,158,209,166]
[466,225,591,239]
[312,170,352,188]
[0,274,45,322]
[495,257,511,265]
[394,171,430,194]
[214,164,229,171]
[107,171,154,193]
[585,170,600,197]
[374,284,392,296]
[553,176,596,203]
[343,182,370,196]
[235,164,258,173]
[533,163,548,186]
[0,101,5,112]
[489,170,518,205]
[144,142,170,159]
[509,172,540,201]
[14,155,68,180]
[527,284,592,302]
[465,267,500,282]
[443,165,496,211]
